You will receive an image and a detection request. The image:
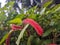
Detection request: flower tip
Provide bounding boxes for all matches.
[48,43,57,45]
[10,24,22,30]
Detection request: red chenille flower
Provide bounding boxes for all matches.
[48,44,57,45]
[23,18,43,36]
[10,24,22,30]
[6,34,11,45]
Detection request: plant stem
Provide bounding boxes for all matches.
[16,24,29,45]
[53,32,57,43]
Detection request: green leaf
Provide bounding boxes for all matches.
[5,1,14,7]
[40,7,46,15]
[35,38,41,45]
[16,24,29,45]
[0,12,7,22]
[27,35,33,45]
[27,6,37,14]
[43,0,52,8]
[5,1,14,10]
[15,14,25,19]
[41,40,51,45]
[0,33,8,45]
[0,30,13,45]
[8,18,22,24]
[42,30,52,37]
[28,14,37,19]
[51,4,60,13]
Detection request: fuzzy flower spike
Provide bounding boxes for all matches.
[23,18,43,36]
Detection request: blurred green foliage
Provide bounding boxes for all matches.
[0,0,60,45]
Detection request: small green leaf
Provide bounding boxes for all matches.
[41,40,51,45]
[42,30,52,37]
[35,38,41,45]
